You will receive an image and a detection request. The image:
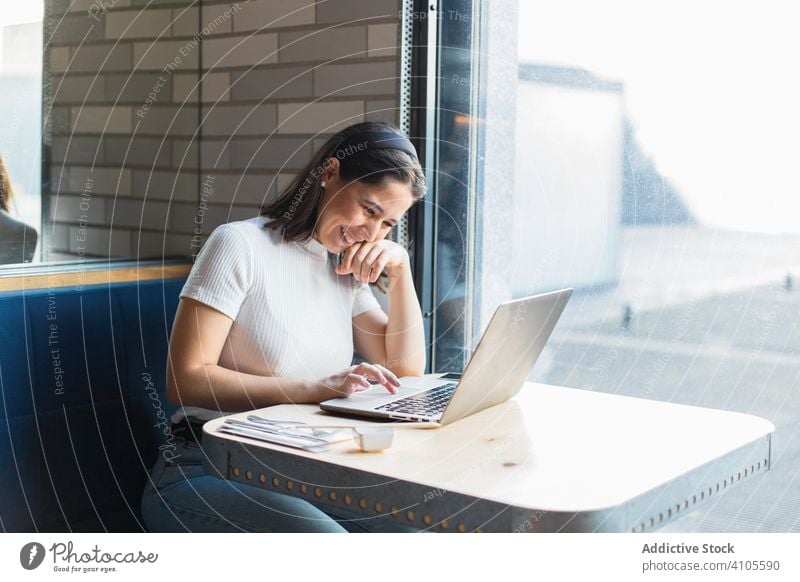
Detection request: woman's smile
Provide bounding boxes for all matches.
[340,225,357,249]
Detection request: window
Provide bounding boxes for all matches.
[423,0,800,532]
[4,1,405,271]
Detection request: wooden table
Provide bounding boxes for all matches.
[202,380,774,532]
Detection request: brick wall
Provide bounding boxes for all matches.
[44,0,401,261]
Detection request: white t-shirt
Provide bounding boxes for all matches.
[172,216,381,422]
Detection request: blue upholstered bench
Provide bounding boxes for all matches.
[0,277,185,532]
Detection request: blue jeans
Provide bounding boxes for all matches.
[140,436,416,533]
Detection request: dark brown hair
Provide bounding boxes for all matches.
[260,121,426,292]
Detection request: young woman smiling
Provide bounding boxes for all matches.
[141,122,427,532]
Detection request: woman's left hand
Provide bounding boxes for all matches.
[335,239,409,283]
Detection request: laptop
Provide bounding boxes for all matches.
[320,288,573,426]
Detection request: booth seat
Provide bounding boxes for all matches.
[0,277,185,532]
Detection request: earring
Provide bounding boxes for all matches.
[321,181,326,188]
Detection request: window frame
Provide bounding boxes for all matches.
[408,0,480,373]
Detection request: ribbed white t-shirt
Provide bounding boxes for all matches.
[171,216,381,422]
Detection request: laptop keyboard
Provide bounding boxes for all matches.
[376,383,458,417]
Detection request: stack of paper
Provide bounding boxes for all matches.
[216,417,353,452]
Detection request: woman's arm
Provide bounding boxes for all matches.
[352,256,427,377]
[167,298,321,410]
[168,298,398,409]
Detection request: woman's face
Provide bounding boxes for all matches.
[315,158,415,254]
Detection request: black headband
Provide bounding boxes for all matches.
[335,130,418,161]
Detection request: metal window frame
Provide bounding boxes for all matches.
[404,0,479,373]
[403,0,438,373]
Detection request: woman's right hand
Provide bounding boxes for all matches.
[317,362,401,400]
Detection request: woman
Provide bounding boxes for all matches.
[141,122,427,532]
[0,154,38,264]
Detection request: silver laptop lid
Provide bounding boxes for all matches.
[439,288,572,426]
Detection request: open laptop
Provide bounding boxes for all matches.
[320,288,573,426]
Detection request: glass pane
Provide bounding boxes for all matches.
[0,1,43,264]
[39,1,201,265]
[431,0,476,372]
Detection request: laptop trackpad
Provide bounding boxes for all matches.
[362,384,426,398]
